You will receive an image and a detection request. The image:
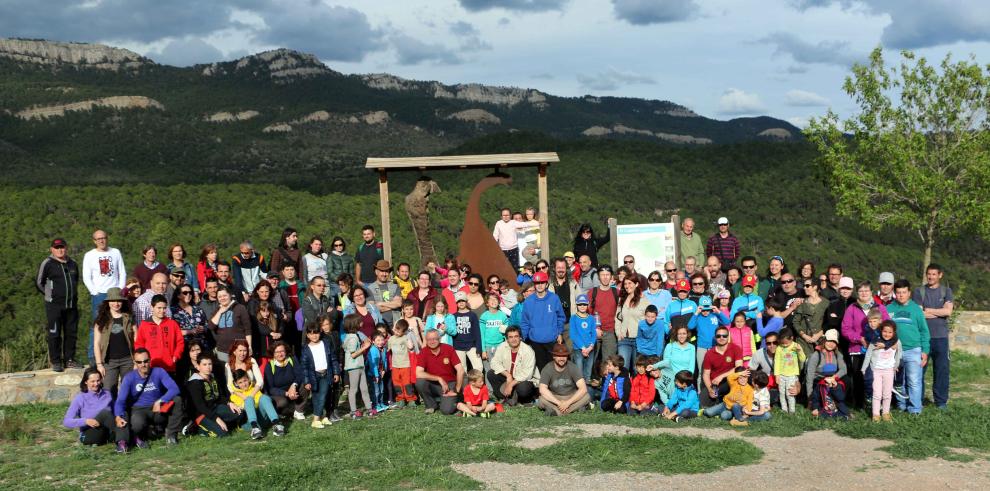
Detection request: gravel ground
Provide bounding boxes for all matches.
[454,424,990,490]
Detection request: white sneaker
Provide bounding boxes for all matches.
[321,417,332,426]
[293,411,306,421]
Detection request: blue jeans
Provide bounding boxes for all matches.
[571,347,597,384]
[88,293,106,364]
[617,338,637,371]
[369,373,386,408]
[897,347,924,413]
[925,337,950,407]
[310,372,331,418]
[703,402,729,419]
[242,394,279,428]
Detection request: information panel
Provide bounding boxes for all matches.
[615,222,677,272]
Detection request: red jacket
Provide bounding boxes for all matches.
[135,318,185,373]
[629,373,656,406]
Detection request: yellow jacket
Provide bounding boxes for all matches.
[230,384,262,408]
[723,371,754,411]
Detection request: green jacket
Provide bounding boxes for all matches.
[678,232,705,268]
[886,300,930,353]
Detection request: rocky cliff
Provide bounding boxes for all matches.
[201,49,335,81]
[0,38,150,71]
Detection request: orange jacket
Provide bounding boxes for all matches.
[629,373,656,406]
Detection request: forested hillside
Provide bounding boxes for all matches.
[3,135,987,372]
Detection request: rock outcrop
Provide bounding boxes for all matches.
[433,83,549,109]
[202,49,333,81]
[0,38,151,71]
[262,123,293,133]
[655,107,699,117]
[362,73,417,91]
[16,96,164,120]
[758,128,793,140]
[204,110,260,123]
[445,109,501,125]
[582,124,712,144]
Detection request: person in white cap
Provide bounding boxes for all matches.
[875,272,896,305]
[805,329,849,418]
[705,217,740,271]
[826,276,855,333]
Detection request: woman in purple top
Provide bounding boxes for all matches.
[63,368,125,448]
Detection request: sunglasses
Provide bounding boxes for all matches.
[134,359,150,365]
[180,291,193,296]
[692,282,704,286]
[333,243,344,247]
[781,279,795,284]
[488,280,499,284]
[715,334,729,339]
[468,282,480,286]
[765,341,778,346]
[624,260,634,264]
[742,265,757,269]
[665,269,677,273]
[648,278,660,282]
[536,266,548,270]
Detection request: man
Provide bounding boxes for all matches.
[163,268,186,304]
[748,331,796,406]
[492,208,530,267]
[536,343,591,416]
[621,255,648,290]
[683,256,700,279]
[215,261,245,302]
[36,238,80,372]
[199,278,220,322]
[277,263,305,315]
[662,261,679,291]
[415,330,465,415]
[821,263,844,303]
[705,217,740,270]
[888,279,930,414]
[231,241,267,296]
[913,264,953,409]
[590,265,619,362]
[702,326,743,406]
[678,218,705,268]
[353,225,383,285]
[133,273,170,323]
[114,348,184,449]
[488,326,540,405]
[575,254,599,292]
[81,229,127,363]
[732,256,772,300]
[368,260,402,325]
[134,295,184,374]
[563,251,577,276]
[268,227,300,281]
[393,262,414,298]
[549,257,580,318]
[875,272,896,305]
[133,246,168,292]
[766,273,805,326]
[520,271,566,371]
[704,256,726,297]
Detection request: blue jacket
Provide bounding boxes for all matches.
[689,311,730,349]
[644,289,673,315]
[666,385,700,413]
[599,368,632,407]
[666,298,697,326]
[261,356,304,397]
[662,342,697,375]
[299,338,341,386]
[756,315,783,349]
[730,293,765,320]
[114,368,179,416]
[508,302,525,328]
[343,302,384,325]
[521,291,566,344]
[569,313,597,351]
[636,319,666,356]
[366,345,389,379]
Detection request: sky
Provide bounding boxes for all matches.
[2,0,989,127]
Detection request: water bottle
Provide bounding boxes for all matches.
[595,312,601,326]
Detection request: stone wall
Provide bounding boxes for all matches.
[951,311,990,357]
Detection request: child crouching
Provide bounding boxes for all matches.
[627,356,657,415]
[703,367,756,427]
[457,370,496,417]
[662,370,699,422]
[599,355,631,413]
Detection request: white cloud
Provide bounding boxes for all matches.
[577,67,656,91]
[758,31,864,67]
[787,115,811,128]
[785,89,830,106]
[718,88,766,115]
[146,37,224,66]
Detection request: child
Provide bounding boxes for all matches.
[862,319,901,421]
[479,292,508,384]
[452,292,483,372]
[229,369,284,439]
[366,333,390,413]
[730,275,765,321]
[773,328,806,413]
[388,320,417,408]
[300,323,340,429]
[648,357,676,407]
[703,367,754,426]
[662,370,700,422]
[342,313,375,419]
[599,355,631,413]
[316,315,344,423]
[756,303,784,349]
[861,307,884,402]
[396,300,425,350]
[374,322,394,406]
[688,296,729,376]
[516,262,534,286]
[636,305,666,359]
[749,371,772,422]
[456,369,496,417]
[715,290,732,318]
[424,299,457,345]
[627,356,657,415]
[569,294,598,384]
[807,330,849,419]
[727,312,757,362]
[187,354,242,438]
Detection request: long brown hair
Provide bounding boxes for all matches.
[620,276,643,307]
[198,243,217,264]
[227,339,253,372]
[95,298,131,331]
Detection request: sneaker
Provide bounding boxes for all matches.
[329,413,343,423]
[882,413,893,422]
[293,411,306,421]
[674,416,681,423]
[250,427,263,440]
[424,408,435,415]
[115,441,128,454]
[480,412,490,418]
[376,404,389,412]
[352,411,363,420]
[52,363,64,373]
[134,438,150,450]
[460,411,470,417]
[181,422,194,436]
[321,417,332,426]
[65,360,82,369]
[166,435,178,446]
[273,424,285,437]
[311,420,325,429]
[396,401,407,409]
[729,418,750,427]
[368,409,378,418]
[872,415,881,422]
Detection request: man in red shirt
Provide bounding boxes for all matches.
[701,326,743,407]
[415,330,465,415]
[591,265,619,366]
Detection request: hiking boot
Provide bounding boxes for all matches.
[52,362,64,373]
[424,408,436,415]
[272,424,285,437]
[293,411,306,421]
[311,420,325,429]
[134,438,150,450]
[166,435,178,446]
[250,427,263,440]
[115,441,128,454]
[882,413,893,422]
[65,360,82,369]
[729,418,749,427]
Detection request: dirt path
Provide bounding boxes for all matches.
[453,424,990,490]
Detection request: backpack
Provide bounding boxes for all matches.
[914,285,948,307]
[590,286,619,314]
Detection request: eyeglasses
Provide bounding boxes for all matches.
[468,282,480,286]
[715,334,729,339]
[624,260,634,264]
[134,359,150,365]
[488,280,499,285]
[781,279,795,284]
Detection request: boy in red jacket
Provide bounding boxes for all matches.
[134,294,184,375]
[627,356,657,415]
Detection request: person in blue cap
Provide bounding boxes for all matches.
[569,293,598,384]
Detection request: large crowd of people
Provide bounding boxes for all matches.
[46,215,954,453]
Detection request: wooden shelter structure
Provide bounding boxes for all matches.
[365,152,560,263]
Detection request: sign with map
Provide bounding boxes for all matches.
[615,222,677,272]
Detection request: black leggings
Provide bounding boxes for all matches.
[79,409,125,445]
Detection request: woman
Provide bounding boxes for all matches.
[797,261,816,294]
[175,340,206,388]
[249,282,284,361]
[63,369,122,448]
[724,266,742,292]
[133,245,168,292]
[225,340,264,395]
[171,284,207,347]
[336,273,354,311]
[765,255,787,293]
[615,266,629,289]
[662,325,696,375]
[407,270,440,320]
[196,243,219,294]
[793,279,828,357]
[343,285,383,338]
[300,235,329,284]
[616,276,648,372]
[424,298,457,345]
[842,281,890,410]
[572,223,609,268]
[804,330,849,417]
[92,288,135,394]
[208,287,252,363]
[269,228,301,280]
[465,273,486,314]
[687,273,709,305]
[261,341,309,419]
[327,236,355,282]
[166,243,199,297]
[301,277,336,330]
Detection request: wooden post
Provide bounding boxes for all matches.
[378,170,392,263]
[608,218,618,267]
[537,163,549,257]
[671,214,681,269]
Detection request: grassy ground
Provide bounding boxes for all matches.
[1,351,987,490]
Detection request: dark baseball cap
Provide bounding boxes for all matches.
[51,238,67,248]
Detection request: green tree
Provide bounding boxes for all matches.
[806,47,990,277]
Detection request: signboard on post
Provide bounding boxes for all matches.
[609,217,680,273]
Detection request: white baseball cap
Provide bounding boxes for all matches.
[717,217,729,225]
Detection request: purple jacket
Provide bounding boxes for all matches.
[63,390,113,430]
[841,302,889,355]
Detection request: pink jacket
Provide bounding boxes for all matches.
[841,302,889,355]
[727,325,756,359]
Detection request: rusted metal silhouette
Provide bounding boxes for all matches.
[404,176,442,268]
[458,172,520,289]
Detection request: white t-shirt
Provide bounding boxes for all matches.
[82,247,127,294]
[309,341,328,372]
[874,346,898,370]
